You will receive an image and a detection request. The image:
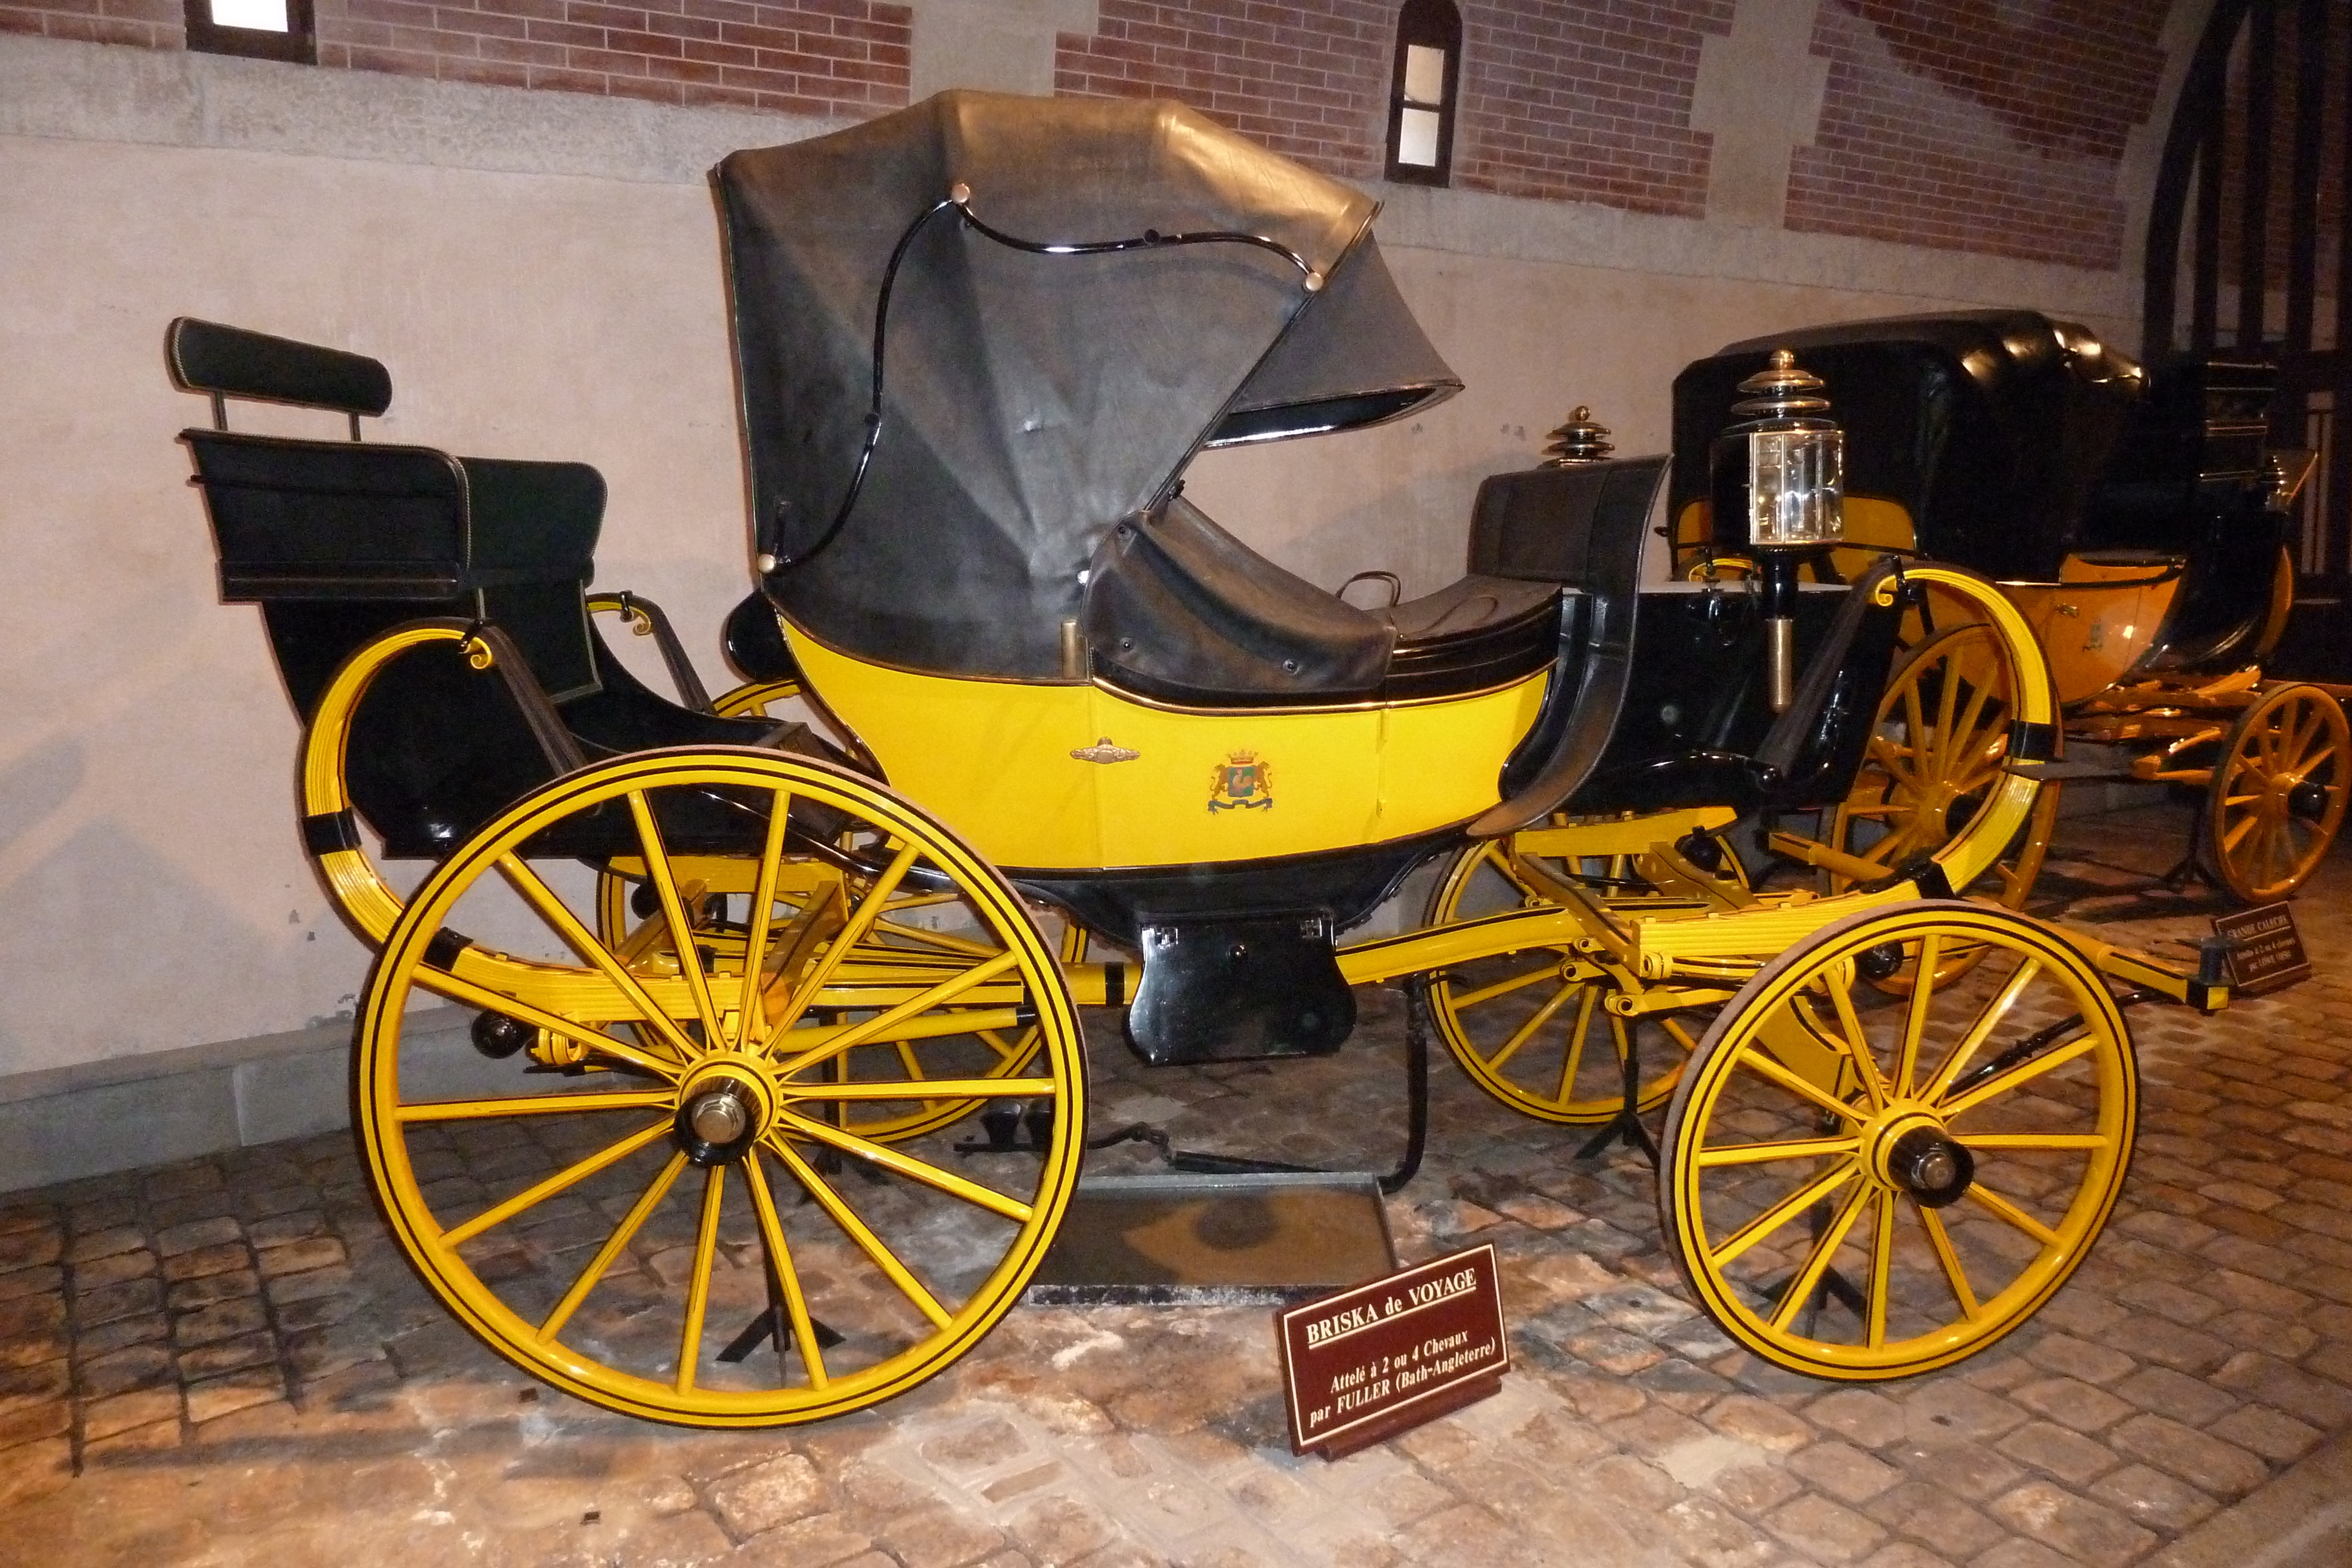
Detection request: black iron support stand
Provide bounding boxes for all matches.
[1573,1015,1661,1169]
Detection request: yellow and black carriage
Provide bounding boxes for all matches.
[1672,313,2347,910]
[175,94,2223,1428]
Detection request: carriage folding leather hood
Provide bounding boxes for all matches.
[716,92,1462,681]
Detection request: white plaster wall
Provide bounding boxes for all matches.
[0,34,2162,1078]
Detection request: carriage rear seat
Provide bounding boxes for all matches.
[171,317,828,858]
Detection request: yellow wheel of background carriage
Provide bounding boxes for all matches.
[1808,621,2058,992]
[1425,827,1746,1124]
[1659,901,2133,1380]
[2202,681,2349,904]
[356,747,1085,1426]
[713,678,804,719]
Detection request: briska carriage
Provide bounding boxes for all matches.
[1672,313,2347,911]
[174,93,2222,1428]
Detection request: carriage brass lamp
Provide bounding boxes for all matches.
[1711,348,1843,713]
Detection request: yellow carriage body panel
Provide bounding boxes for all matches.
[2003,556,2185,706]
[787,623,1550,872]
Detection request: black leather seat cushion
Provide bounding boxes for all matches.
[1083,498,1561,707]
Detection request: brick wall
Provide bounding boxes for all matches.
[0,0,910,118]
[1052,0,1390,179]
[4,0,2193,270]
[1452,0,1731,216]
[0,0,178,50]
[1786,0,2170,270]
[314,0,909,115]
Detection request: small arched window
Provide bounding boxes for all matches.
[1385,0,1462,186]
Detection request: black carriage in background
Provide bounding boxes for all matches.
[1671,311,2345,908]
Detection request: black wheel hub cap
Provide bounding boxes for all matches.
[1887,1124,1974,1207]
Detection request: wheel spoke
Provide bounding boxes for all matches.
[1939,1034,2094,1118]
[1450,964,1561,1011]
[1695,1135,1861,1167]
[1486,979,1578,1072]
[1710,1158,1859,1268]
[627,792,729,1057]
[1738,1039,1867,1124]
[1916,1197,1982,1321]
[399,1089,676,1122]
[1768,1179,1872,1331]
[1957,1132,2110,1151]
[1919,957,2043,1104]
[1866,1192,1896,1349]
[441,1118,673,1248]
[773,1109,1034,1222]
[1893,935,1942,1097]
[1820,977,1888,1114]
[734,787,796,1048]
[536,1150,688,1344]
[744,1149,828,1389]
[422,975,683,1082]
[764,842,923,1042]
[780,1076,1060,1103]
[495,854,703,1064]
[1554,986,1601,1104]
[1964,1181,2062,1249]
[766,1135,953,1329]
[673,1166,726,1395]
[771,951,1023,1075]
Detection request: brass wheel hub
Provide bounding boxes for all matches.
[1864,1105,1974,1208]
[675,1055,779,1167]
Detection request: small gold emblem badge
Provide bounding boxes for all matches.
[1070,737,1140,764]
[1208,750,1274,812]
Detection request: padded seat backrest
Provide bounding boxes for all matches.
[172,317,605,706]
[1466,456,1667,835]
[1467,457,1662,596]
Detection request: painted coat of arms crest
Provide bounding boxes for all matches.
[1208,750,1274,811]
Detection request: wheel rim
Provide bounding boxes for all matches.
[1425,833,1739,1124]
[1659,903,2133,1379]
[1823,622,2056,991]
[711,678,804,720]
[2206,684,2348,903]
[358,748,1084,1426]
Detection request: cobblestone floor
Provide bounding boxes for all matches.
[5,804,2352,1567]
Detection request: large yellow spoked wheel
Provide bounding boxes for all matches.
[1659,901,2133,1380]
[2203,682,2349,904]
[356,747,1085,1426]
[1817,622,2057,991]
[1425,830,1744,1124]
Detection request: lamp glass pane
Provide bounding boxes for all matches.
[1747,427,1845,546]
[211,0,289,29]
[1396,106,1442,168]
[1404,44,1448,105]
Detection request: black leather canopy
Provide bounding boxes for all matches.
[717,92,1460,680]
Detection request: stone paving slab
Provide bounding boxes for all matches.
[4,805,2352,1566]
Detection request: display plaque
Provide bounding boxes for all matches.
[2214,901,2312,995]
[1277,1243,1508,1459]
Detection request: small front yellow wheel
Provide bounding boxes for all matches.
[1659,901,2134,1380]
[1815,621,2057,994]
[2204,682,2348,904]
[1425,832,1740,1124]
[357,747,1085,1426]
